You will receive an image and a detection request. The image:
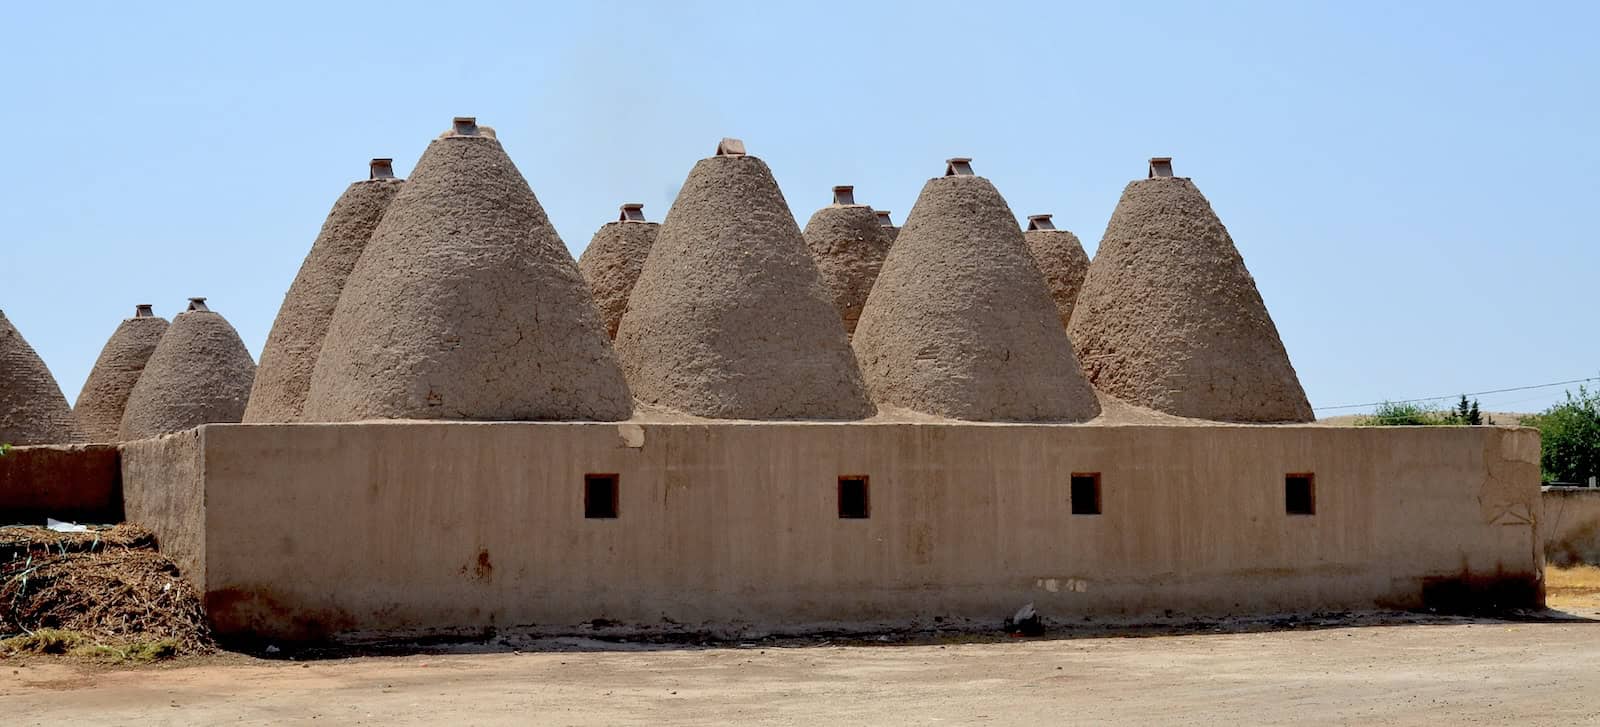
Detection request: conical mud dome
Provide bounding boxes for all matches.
[1022,214,1091,329]
[120,299,257,440]
[852,159,1100,422]
[614,139,874,419]
[578,203,660,339]
[303,118,631,422]
[1067,158,1313,422]
[244,160,404,423]
[73,305,169,441]
[802,186,894,335]
[0,310,80,444]
[875,210,900,242]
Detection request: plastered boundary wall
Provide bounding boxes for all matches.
[1542,486,1600,566]
[123,422,1542,641]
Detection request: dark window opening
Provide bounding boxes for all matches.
[1071,473,1102,515]
[838,476,870,519]
[585,473,619,519]
[1285,473,1315,515]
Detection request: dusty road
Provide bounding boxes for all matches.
[10,575,1600,727]
[5,617,1600,726]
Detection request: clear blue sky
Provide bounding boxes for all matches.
[4,1,1595,415]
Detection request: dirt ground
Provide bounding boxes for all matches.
[5,574,1600,726]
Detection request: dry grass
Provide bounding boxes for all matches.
[2,524,212,657]
[1545,565,1600,609]
[0,628,179,663]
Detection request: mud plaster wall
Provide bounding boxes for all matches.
[0,444,122,523]
[121,423,1541,641]
[121,431,205,587]
[1541,487,1600,566]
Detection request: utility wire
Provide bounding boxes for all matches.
[1314,377,1599,412]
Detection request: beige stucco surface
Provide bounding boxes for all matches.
[1541,486,1600,565]
[121,431,206,587]
[122,422,1541,640]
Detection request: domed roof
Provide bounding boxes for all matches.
[120,299,257,440]
[851,159,1100,422]
[73,305,169,441]
[874,210,899,242]
[1066,158,1312,422]
[245,160,404,423]
[613,139,874,419]
[303,118,632,422]
[0,310,81,444]
[1021,214,1091,329]
[577,203,660,339]
[801,186,893,336]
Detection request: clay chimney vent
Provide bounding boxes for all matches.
[716,137,747,156]
[945,157,974,176]
[875,211,894,226]
[1027,214,1056,231]
[452,117,479,136]
[832,185,856,206]
[369,158,395,180]
[1148,157,1174,178]
[618,203,647,223]
[135,304,155,317]
[187,297,209,312]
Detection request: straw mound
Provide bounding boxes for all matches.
[0,524,211,655]
[73,314,169,442]
[614,154,874,420]
[0,313,81,445]
[578,221,660,338]
[852,174,1100,422]
[246,177,403,423]
[1067,177,1312,423]
[1022,228,1090,329]
[802,204,893,335]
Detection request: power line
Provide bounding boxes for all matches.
[1314,377,1599,412]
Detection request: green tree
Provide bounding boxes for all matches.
[1521,387,1600,484]
[1358,395,1488,426]
[1357,401,1448,426]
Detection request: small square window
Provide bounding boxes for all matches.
[585,473,619,519]
[1285,473,1315,515]
[838,476,870,519]
[1071,473,1101,515]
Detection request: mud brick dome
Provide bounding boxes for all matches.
[120,298,257,440]
[613,139,874,420]
[72,304,169,441]
[245,160,404,423]
[851,159,1100,422]
[0,310,81,444]
[303,118,631,422]
[801,186,894,336]
[577,203,660,339]
[1066,158,1313,422]
[1021,214,1091,330]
